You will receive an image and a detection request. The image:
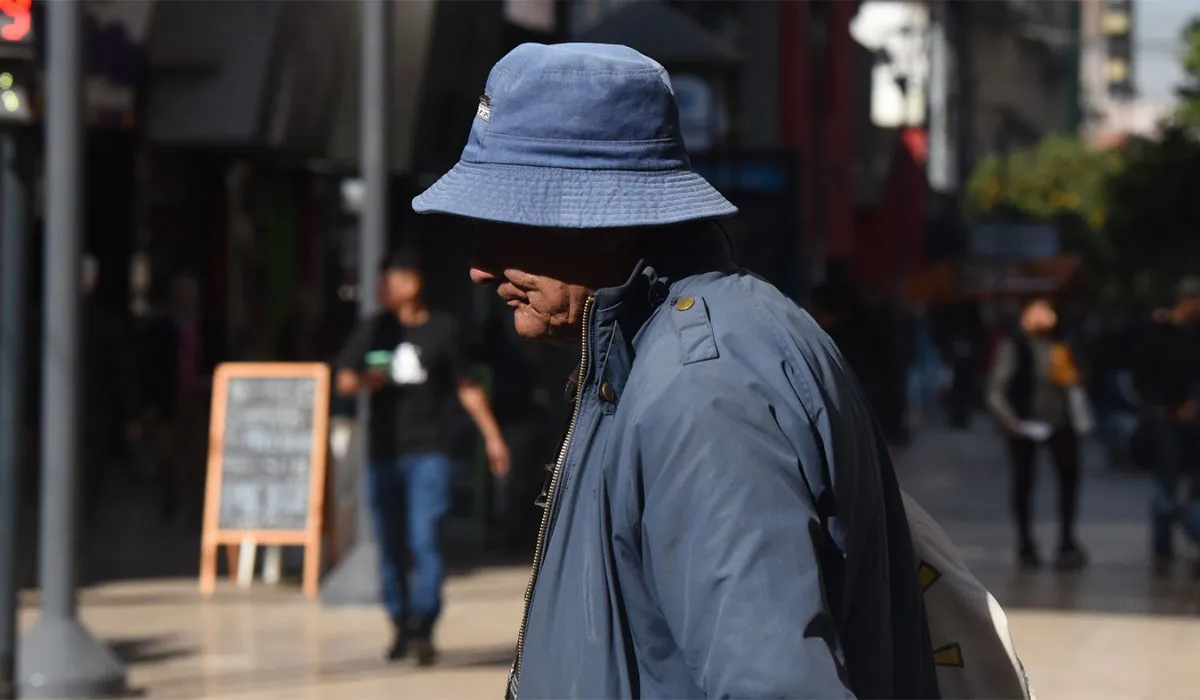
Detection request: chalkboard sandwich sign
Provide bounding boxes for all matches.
[200,362,331,598]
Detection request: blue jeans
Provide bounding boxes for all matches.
[367,452,452,630]
[1149,419,1200,559]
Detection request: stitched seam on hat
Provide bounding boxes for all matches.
[482,133,677,147]
[455,161,696,174]
[526,68,663,76]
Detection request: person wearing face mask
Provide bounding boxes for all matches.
[333,250,510,666]
[986,297,1088,570]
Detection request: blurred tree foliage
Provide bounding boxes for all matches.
[965,129,1200,302]
[1179,17,1200,128]
[963,16,1200,303]
[1104,126,1200,300]
[964,136,1122,290]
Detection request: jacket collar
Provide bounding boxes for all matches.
[581,225,736,408]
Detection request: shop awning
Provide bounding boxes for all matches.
[960,254,1086,298]
[143,0,432,172]
[908,254,1087,303]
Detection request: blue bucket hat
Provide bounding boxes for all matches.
[411,42,737,228]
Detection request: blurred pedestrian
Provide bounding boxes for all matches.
[907,303,944,428]
[415,43,937,699]
[333,250,509,666]
[1134,280,1200,574]
[986,297,1088,570]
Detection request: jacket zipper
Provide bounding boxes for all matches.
[507,295,594,700]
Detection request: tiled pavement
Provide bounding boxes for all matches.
[16,420,1200,698]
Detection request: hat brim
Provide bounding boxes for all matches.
[411,161,737,228]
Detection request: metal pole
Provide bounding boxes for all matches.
[18,1,127,695]
[359,0,387,322]
[0,129,30,700]
[321,0,390,606]
[926,1,952,192]
[951,0,973,196]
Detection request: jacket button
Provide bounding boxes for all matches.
[675,296,695,311]
[599,381,616,402]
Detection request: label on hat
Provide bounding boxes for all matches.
[476,93,492,121]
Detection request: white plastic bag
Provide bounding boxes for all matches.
[1067,386,1094,436]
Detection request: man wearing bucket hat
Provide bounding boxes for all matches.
[414,44,937,698]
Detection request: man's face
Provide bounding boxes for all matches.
[1020,299,1057,335]
[379,268,422,309]
[469,223,639,343]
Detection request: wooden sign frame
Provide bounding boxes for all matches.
[200,362,331,598]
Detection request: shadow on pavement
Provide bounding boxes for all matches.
[108,635,197,667]
[141,645,515,699]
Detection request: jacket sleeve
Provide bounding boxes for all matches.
[637,370,855,700]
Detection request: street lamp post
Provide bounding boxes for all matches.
[0,125,30,700]
[17,1,127,695]
[0,17,38,700]
[321,0,390,606]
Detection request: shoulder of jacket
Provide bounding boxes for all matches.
[639,285,818,396]
[658,273,792,362]
[658,291,721,365]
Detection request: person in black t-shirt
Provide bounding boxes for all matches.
[334,250,510,666]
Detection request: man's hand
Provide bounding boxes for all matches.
[486,435,511,477]
[336,367,387,396]
[1178,400,1198,423]
[363,367,389,390]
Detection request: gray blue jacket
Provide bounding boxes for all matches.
[509,233,938,699]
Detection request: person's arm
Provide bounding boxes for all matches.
[985,338,1021,432]
[637,370,854,699]
[446,318,510,475]
[333,319,378,396]
[458,380,510,476]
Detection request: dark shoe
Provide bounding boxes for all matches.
[1018,542,1042,570]
[385,628,408,662]
[412,636,437,667]
[1055,543,1088,571]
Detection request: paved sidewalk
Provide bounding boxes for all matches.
[21,563,1200,700]
[15,421,1200,699]
[21,570,526,699]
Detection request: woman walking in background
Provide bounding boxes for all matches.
[987,297,1090,570]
